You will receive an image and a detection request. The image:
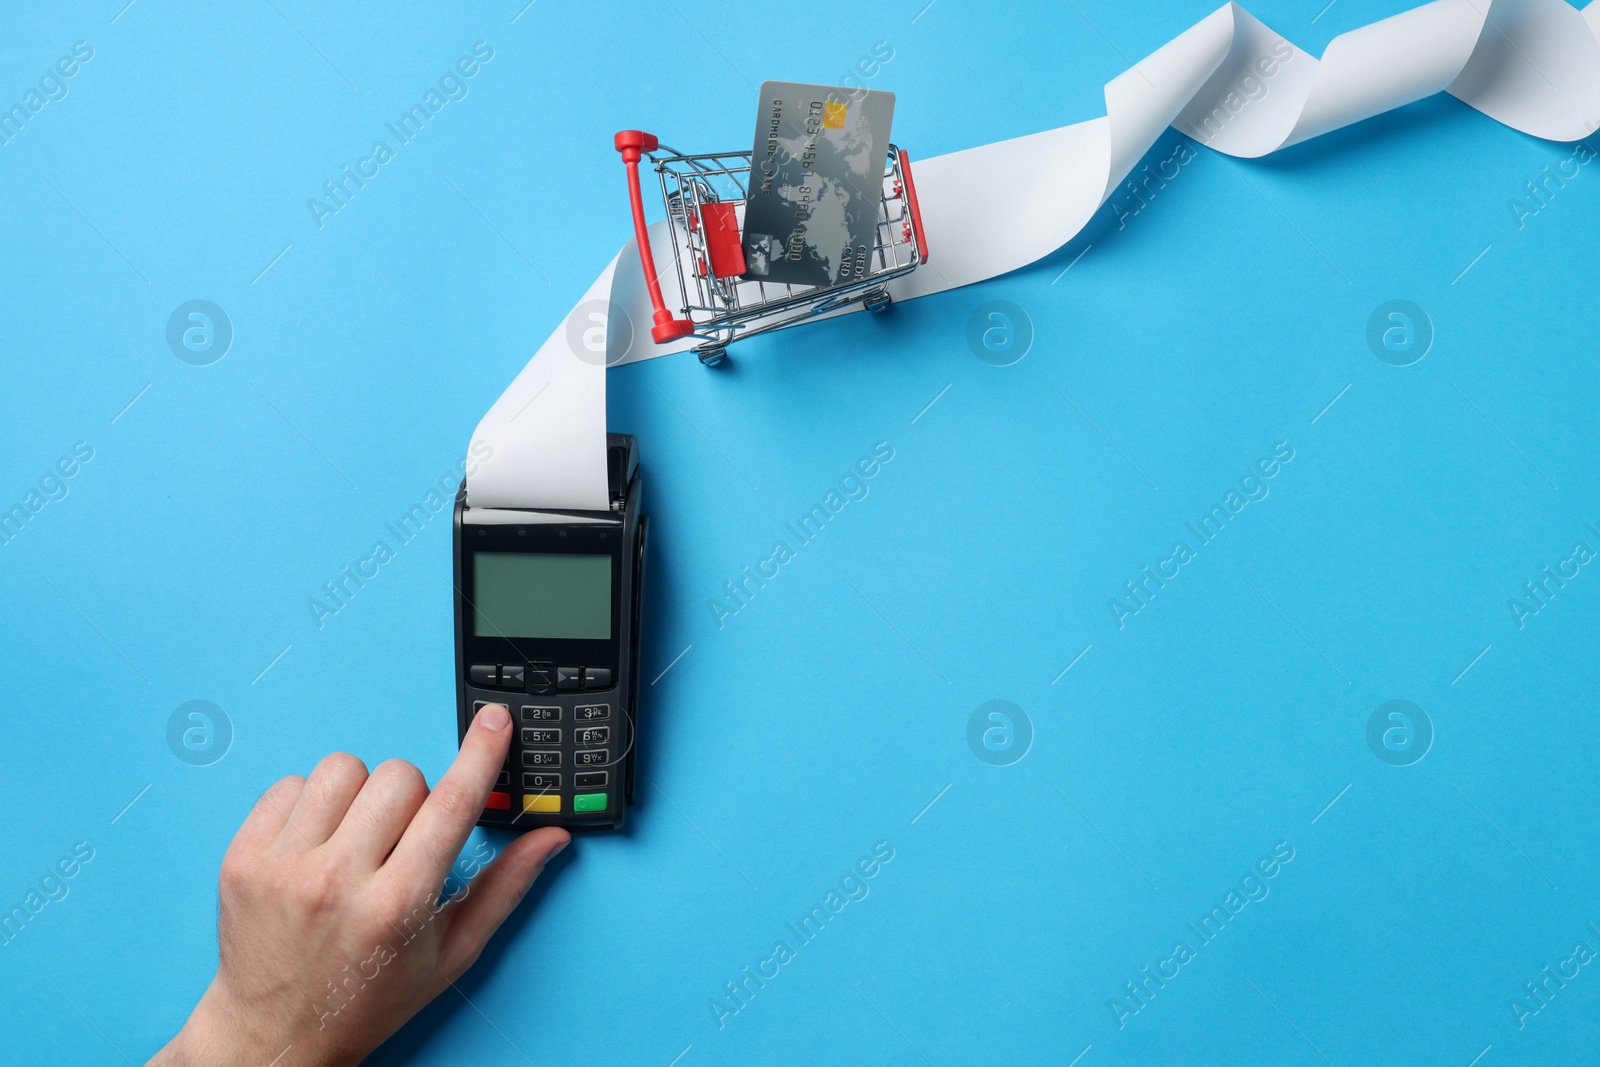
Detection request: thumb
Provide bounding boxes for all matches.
[441,828,570,974]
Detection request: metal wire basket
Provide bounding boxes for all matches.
[614,129,929,365]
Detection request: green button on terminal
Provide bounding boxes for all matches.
[574,792,608,813]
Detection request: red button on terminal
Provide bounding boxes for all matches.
[485,791,511,811]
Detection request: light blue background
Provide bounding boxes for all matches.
[3,1,1598,1064]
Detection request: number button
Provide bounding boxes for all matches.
[522,751,561,767]
[575,726,609,746]
[522,772,561,792]
[575,704,610,721]
[574,749,609,766]
[522,728,561,746]
[520,705,560,722]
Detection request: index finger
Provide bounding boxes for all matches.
[386,703,512,886]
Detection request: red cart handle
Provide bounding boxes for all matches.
[614,131,695,344]
[898,149,929,264]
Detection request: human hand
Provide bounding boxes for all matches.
[150,703,569,1066]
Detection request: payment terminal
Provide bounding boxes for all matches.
[453,433,646,830]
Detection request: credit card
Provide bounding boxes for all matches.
[742,81,895,288]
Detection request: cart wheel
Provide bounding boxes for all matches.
[865,292,893,314]
[698,347,727,367]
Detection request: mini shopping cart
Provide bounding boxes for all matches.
[613,129,929,365]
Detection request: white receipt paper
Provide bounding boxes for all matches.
[467,256,622,511]
[468,0,1600,511]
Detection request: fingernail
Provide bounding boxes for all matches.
[478,703,510,730]
[550,838,569,858]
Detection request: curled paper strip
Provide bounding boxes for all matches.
[468,0,1600,510]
